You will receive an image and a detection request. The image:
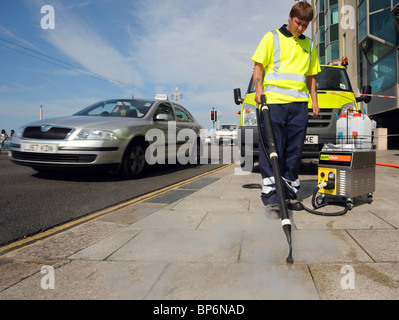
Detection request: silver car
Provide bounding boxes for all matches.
[10,98,204,178]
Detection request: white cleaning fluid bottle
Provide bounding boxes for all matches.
[336,114,349,144]
[351,113,362,149]
[351,113,372,150]
[362,113,372,150]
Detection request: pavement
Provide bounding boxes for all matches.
[1,149,399,301]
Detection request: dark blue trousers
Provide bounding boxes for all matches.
[258,102,308,205]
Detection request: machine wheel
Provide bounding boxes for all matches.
[346,198,354,210]
[367,193,373,204]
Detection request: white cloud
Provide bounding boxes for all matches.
[126,0,294,126]
[39,0,142,90]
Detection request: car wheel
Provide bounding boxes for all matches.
[121,142,147,179]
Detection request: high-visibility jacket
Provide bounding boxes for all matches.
[252,24,321,105]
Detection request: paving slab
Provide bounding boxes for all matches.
[347,229,399,262]
[106,229,241,263]
[310,263,399,300]
[146,262,320,300]
[0,260,167,300]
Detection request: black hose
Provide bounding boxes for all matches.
[258,95,294,264]
[309,187,348,216]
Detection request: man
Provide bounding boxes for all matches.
[252,1,320,209]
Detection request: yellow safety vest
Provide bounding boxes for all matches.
[252,27,320,104]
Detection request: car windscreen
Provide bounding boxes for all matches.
[316,67,353,92]
[73,99,154,118]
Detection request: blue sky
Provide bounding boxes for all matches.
[0,0,308,134]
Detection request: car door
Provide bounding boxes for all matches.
[152,102,176,163]
[173,103,199,164]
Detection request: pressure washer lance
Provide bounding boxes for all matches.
[258,95,293,264]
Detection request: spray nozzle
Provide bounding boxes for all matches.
[283,224,293,264]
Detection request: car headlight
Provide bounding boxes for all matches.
[74,129,117,140]
[340,102,357,115]
[242,103,257,126]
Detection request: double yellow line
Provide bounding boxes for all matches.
[0,164,234,257]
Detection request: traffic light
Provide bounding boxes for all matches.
[211,109,217,122]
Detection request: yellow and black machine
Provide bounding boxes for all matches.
[316,149,375,210]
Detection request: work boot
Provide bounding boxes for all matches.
[265,202,280,210]
[261,190,278,206]
[265,202,281,220]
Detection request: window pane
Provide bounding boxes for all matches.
[393,6,399,32]
[330,24,339,42]
[319,0,325,12]
[174,105,193,122]
[319,12,325,26]
[329,0,338,6]
[394,0,399,7]
[370,52,397,92]
[331,41,340,61]
[370,9,396,44]
[358,0,367,22]
[361,37,393,64]
[330,5,339,25]
[319,42,325,57]
[369,0,390,13]
[358,19,367,42]
[319,26,325,42]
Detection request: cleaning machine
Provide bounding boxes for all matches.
[316,149,375,209]
[315,110,376,211]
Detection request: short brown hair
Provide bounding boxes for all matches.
[290,1,314,22]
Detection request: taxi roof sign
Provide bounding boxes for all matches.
[155,94,168,100]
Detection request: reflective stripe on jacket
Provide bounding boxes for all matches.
[252,25,320,105]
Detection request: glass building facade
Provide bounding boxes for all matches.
[358,0,398,93]
[313,0,399,148]
[314,0,341,65]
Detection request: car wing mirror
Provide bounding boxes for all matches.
[356,85,372,104]
[155,114,169,121]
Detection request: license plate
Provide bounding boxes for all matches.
[305,135,318,144]
[21,143,57,153]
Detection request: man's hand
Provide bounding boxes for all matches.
[255,91,266,105]
[312,103,320,117]
[307,75,319,117]
[253,62,264,104]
